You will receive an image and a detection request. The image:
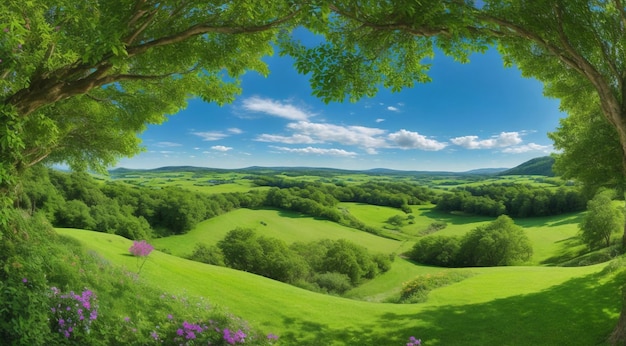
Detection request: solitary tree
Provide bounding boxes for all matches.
[580,190,623,250]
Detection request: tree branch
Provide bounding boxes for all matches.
[614,0,626,32]
[126,11,300,57]
[124,3,163,46]
[327,3,451,37]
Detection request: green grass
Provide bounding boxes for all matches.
[152,208,404,257]
[57,227,622,345]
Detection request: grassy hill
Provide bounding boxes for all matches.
[57,227,622,345]
[54,199,626,345]
[499,156,555,176]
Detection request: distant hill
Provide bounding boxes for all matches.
[463,167,508,175]
[498,156,555,176]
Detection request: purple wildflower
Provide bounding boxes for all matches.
[129,240,154,257]
[407,336,422,346]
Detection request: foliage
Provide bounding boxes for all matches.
[550,109,626,197]
[435,183,586,217]
[398,271,474,304]
[311,272,354,295]
[216,228,391,292]
[458,215,533,267]
[48,287,98,340]
[579,190,624,250]
[187,243,225,266]
[0,211,59,345]
[409,215,533,267]
[386,214,405,228]
[418,221,448,236]
[409,235,461,267]
[1,209,279,345]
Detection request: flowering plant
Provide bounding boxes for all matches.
[48,287,98,340]
[407,336,422,346]
[129,240,154,274]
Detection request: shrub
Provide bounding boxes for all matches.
[418,221,448,236]
[409,235,461,267]
[188,243,225,266]
[312,272,354,294]
[399,271,474,304]
[458,215,533,266]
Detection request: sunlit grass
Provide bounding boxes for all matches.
[151,208,403,257]
[57,228,622,345]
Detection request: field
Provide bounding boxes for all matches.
[52,169,626,345]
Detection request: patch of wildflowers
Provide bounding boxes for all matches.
[407,336,422,346]
[48,287,98,340]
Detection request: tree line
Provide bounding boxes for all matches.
[435,183,587,217]
[18,167,590,241]
[17,167,435,239]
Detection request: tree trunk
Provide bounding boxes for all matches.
[610,167,626,344]
[610,285,626,345]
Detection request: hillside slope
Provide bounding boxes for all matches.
[499,156,555,176]
[56,228,620,346]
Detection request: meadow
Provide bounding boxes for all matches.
[52,169,626,345]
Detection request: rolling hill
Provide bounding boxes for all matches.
[499,156,555,176]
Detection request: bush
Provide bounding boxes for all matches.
[458,215,533,266]
[312,272,354,294]
[409,235,461,267]
[418,221,447,236]
[409,215,532,268]
[188,243,225,266]
[399,271,474,304]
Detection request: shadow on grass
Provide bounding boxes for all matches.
[279,269,624,345]
[540,236,586,265]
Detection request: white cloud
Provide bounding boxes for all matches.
[502,143,553,154]
[155,141,182,148]
[211,145,233,152]
[255,133,318,144]
[451,132,522,149]
[191,131,228,141]
[387,106,400,112]
[271,146,357,157]
[388,130,447,151]
[228,128,243,134]
[242,96,311,121]
[287,121,387,149]
[375,118,385,123]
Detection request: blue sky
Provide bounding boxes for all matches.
[116,47,563,172]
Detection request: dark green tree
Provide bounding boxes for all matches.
[580,190,624,249]
[459,215,533,267]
